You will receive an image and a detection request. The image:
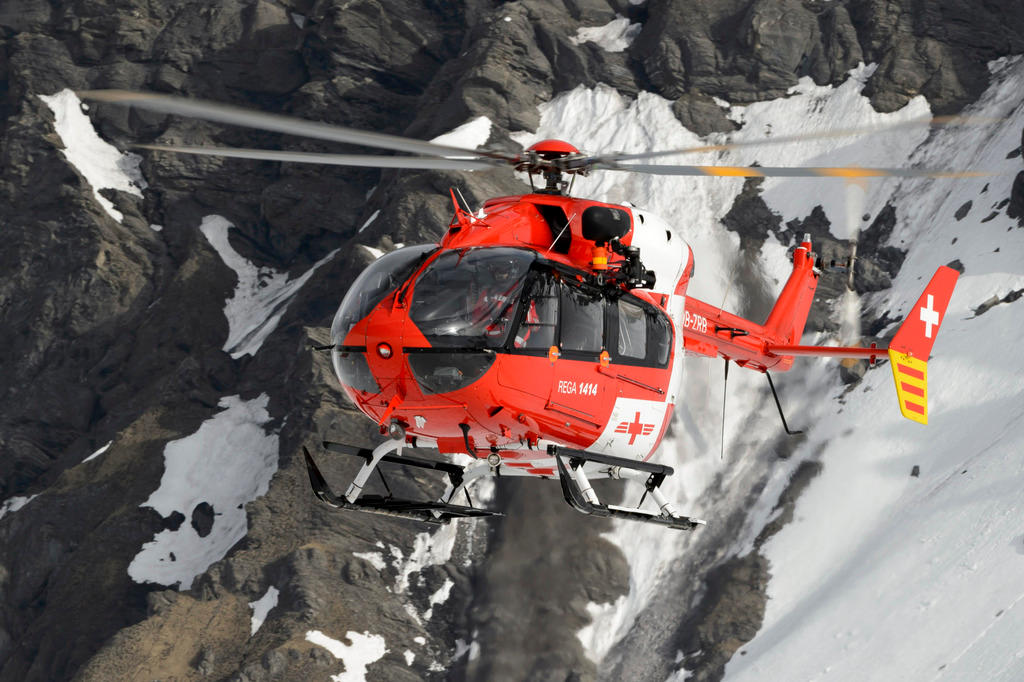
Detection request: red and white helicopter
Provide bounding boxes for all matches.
[84,91,963,530]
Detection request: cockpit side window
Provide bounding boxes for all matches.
[502,264,680,368]
[410,247,535,349]
[503,264,674,366]
[331,244,437,346]
[513,274,559,350]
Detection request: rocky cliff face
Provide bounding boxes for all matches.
[1,1,1021,680]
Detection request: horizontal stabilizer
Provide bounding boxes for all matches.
[889,351,928,424]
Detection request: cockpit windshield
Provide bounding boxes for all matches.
[410,247,535,348]
[331,244,437,346]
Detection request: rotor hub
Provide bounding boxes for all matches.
[516,140,589,194]
[526,139,580,158]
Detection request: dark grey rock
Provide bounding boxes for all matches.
[672,92,738,137]
[635,0,864,107]
[1007,171,1024,227]
[192,646,216,676]
[855,204,906,294]
[463,478,628,682]
[721,178,783,253]
[162,511,186,531]
[973,288,1024,317]
[839,358,868,385]
[851,0,1024,114]
[191,501,216,538]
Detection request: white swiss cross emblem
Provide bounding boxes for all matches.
[920,294,939,338]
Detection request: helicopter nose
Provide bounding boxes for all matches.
[329,305,408,403]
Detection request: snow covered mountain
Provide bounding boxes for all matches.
[530,57,1024,682]
[723,57,1024,682]
[1,1,1022,681]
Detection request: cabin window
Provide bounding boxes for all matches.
[650,308,672,366]
[608,294,673,368]
[507,267,674,368]
[560,282,605,354]
[617,298,647,360]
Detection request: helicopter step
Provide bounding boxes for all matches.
[548,445,705,531]
[303,441,501,525]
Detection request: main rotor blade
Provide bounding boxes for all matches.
[79,90,518,163]
[607,164,993,179]
[593,115,1000,163]
[134,143,504,170]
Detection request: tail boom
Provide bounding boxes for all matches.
[765,344,883,360]
[682,234,821,371]
[680,236,957,424]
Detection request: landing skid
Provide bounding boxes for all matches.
[303,438,703,530]
[548,445,705,531]
[303,442,500,525]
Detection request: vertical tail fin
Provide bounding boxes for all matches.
[764,234,819,346]
[888,266,959,424]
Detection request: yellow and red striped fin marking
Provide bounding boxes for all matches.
[889,349,928,424]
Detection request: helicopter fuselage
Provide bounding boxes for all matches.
[330,193,693,475]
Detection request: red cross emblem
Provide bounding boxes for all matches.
[614,411,655,445]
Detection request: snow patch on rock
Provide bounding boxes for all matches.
[729,64,931,237]
[393,523,458,595]
[424,578,454,620]
[39,89,146,223]
[249,585,279,636]
[358,209,380,233]
[305,629,388,682]
[570,15,641,52]
[0,494,39,521]
[361,245,385,260]
[82,440,112,463]
[199,215,337,358]
[128,394,278,590]
[430,116,493,150]
[353,551,387,571]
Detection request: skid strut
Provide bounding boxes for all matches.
[344,438,401,503]
[548,445,705,531]
[303,440,501,524]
